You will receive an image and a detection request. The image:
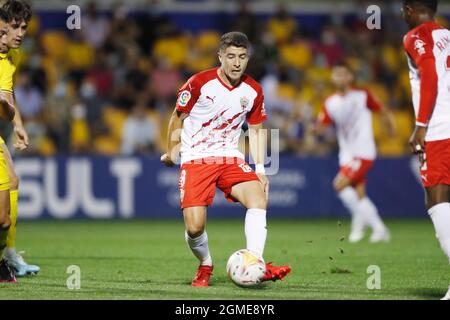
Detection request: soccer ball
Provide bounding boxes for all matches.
[226,249,266,287]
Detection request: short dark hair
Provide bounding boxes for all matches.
[403,0,438,13]
[333,61,354,74]
[0,8,9,22]
[219,31,250,53]
[2,0,32,23]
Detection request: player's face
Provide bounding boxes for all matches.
[401,4,414,27]
[331,66,354,89]
[0,21,9,53]
[7,19,28,49]
[218,46,249,83]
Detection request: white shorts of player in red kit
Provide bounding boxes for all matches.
[339,158,374,186]
[419,138,450,188]
[178,157,260,209]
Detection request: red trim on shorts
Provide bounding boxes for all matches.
[339,158,374,186]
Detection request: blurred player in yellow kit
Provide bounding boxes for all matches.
[0,6,17,283]
[0,0,39,277]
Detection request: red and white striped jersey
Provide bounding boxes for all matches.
[403,21,450,141]
[175,68,267,164]
[319,88,381,165]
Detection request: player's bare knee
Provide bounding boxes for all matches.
[247,196,267,210]
[426,188,450,210]
[427,198,449,210]
[186,225,205,238]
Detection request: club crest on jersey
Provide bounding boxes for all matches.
[240,96,249,110]
[178,90,191,107]
[414,39,426,56]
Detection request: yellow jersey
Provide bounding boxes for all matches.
[0,48,21,93]
[0,49,22,145]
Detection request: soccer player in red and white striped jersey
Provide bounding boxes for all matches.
[402,0,450,300]
[315,63,396,243]
[161,32,291,287]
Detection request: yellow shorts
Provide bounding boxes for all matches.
[0,135,4,145]
[0,142,9,191]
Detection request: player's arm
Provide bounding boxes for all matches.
[247,87,269,198]
[248,122,269,199]
[365,89,396,138]
[161,108,187,167]
[248,122,266,171]
[409,56,438,153]
[161,77,199,167]
[404,33,437,154]
[379,106,396,138]
[1,91,29,150]
[0,59,20,127]
[312,104,333,135]
[312,122,329,136]
[0,91,15,121]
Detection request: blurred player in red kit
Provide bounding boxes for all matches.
[402,0,450,300]
[161,32,291,287]
[314,63,396,243]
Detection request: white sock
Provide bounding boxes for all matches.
[338,187,364,232]
[428,203,450,264]
[245,208,267,257]
[358,197,386,232]
[185,231,213,266]
[5,247,16,258]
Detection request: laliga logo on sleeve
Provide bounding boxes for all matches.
[178,90,192,107]
[414,39,426,56]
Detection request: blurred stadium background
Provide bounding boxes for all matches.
[4,0,450,220]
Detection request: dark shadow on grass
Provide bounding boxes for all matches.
[407,288,445,299]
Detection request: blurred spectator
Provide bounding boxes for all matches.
[70,101,91,154]
[81,2,111,49]
[67,30,96,89]
[149,57,182,108]
[312,26,344,67]
[229,1,259,42]
[260,72,293,116]
[267,5,298,45]
[14,67,44,119]
[121,104,159,155]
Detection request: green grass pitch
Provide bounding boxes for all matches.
[0,219,448,300]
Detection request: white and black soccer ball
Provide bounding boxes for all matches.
[226,249,266,287]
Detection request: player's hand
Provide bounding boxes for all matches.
[308,124,320,136]
[409,126,427,154]
[257,174,270,201]
[160,153,176,167]
[13,125,30,151]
